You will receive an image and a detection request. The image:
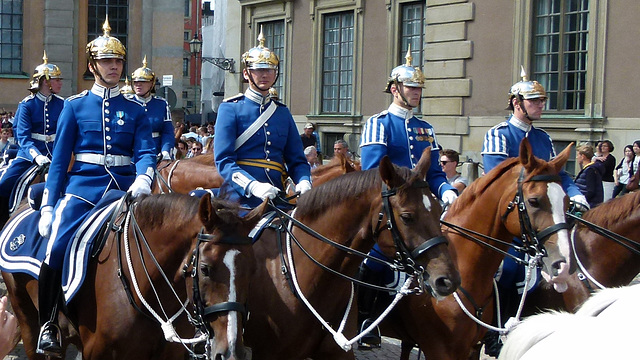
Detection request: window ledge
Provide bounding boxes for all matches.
[0,73,29,79]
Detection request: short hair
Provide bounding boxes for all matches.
[441,149,460,164]
[334,139,348,149]
[601,139,614,152]
[304,146,317,156]
[576,143,594,159]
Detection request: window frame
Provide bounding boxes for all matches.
[0,0,23,76]
[259,20,286,103]
[86,0,130,79]
[320,11,355,114]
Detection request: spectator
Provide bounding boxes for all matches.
[593,140,616,201]
[0,126,14,155]
[440,149,468,193]
[0,296,18,358]
[333,139,353,161]
[175,139,188,160]
[300,123,317,152]
[304,146,320,170]
[203,136,214,154]
[191,142,203,157]
[575,143,604,208]
[613,144,634,198]
[632,140,640,178]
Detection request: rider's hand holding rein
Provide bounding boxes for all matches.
[442,189,458,207]
[128,175,152,198]
[38,206,53,238]
[248,181,279,200]
[34,155,51,166]
[295,179,312,195]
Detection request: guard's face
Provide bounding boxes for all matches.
[91,58,124,88]
[244,68,276,92]
[392,84,422,109]
[133,80,154,97]
[47,78,63,94]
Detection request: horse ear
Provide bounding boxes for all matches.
[243,199,268,228]
[414,147,432,180]
[197,193,217,225]
[550,142,573,173]
[519,138,536,172]
[379,156,404,188]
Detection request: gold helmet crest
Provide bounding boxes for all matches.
[86,16,126,62]
[384,45,425,93]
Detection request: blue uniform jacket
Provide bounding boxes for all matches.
[359,103,454,199]
[42,84,156,208]
[575,162,604,207]
[127,94,174,154]
[15,92,63,161]
[214,89,311,208]
[481,115,581,198]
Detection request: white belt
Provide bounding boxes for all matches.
[32,133,56,142]
[152,132,160,138]
[75,153,132,167]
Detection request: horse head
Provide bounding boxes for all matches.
[512,138,572,292]
[193,194,265,360]
[375,148,461,299]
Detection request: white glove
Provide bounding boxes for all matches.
[441,190,458,207]
[34,155,50,166]
[247,181,279,200]
[128,175,152,198]
[38,206,54,238]
[570,194,590,210]
[295,180,312,195]
[161,151,171,161]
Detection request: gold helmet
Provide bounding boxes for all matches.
[120,77,134,95]
[30,51,62,91]
[508,66,547,109]
[384,45,425,93]
[131,55,155,83]
[86,15,126,62]
[241,27,279,71]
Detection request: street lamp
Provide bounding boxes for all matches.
[189,34,202,115]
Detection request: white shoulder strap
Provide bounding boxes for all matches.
[234,101,277,151]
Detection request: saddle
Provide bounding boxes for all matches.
[0,187,128,303]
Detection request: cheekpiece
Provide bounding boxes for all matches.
[86,16,127,61]
[385,45,425,93]
[241,27,279,70]
[131,55,155,82]
[509,66,547,100]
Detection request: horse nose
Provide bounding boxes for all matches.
[431,274,460,297]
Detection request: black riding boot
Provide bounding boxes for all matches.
[0,196,10,228]
[36,263,63,358]
[356,263,382,349]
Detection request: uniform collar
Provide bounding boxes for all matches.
[134,94,152,104]
[36,92,52,102]
[245,88,271,106]
[509,115,533,132]
[388,103,414,120]
[91,83,121,99]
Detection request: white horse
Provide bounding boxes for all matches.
[499,283,640,359]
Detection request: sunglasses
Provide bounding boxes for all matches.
[440,160,452,165]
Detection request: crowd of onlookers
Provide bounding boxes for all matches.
[172,121,215,160]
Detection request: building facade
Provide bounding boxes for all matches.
[220,0,639,178]
[0,0,184,113]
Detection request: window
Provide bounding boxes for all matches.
[183,58,189,77]
[87,0,129,76]
[553,140,577,175]
[260,20,285,101]
[532,0,589,111]
[182,90,188,99]
[0,0,23,75]
[399,2,424,67]
[184,0,190,18]
[184,31,190,41]
[321,11,354,114]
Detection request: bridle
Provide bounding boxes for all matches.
[189,229,253,339]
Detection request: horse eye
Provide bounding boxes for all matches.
[400,213,414,224]
[200,264,210,277]
[528,198,540,208]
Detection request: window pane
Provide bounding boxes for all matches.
[321,11,354,114]
[260,20,285,101]
[532,0,588,111]
[87,0,129,77]
[0,0,22,74]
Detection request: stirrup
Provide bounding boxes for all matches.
[357,318,382,350]
[36,321,63,358]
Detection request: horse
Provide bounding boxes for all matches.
[520,189,640,316]
[243,148,461,359]
[499,283,640,359]
[310,152,360,186]
[1,192,265,359]
[380,138,573,360]
[154,153,224,194]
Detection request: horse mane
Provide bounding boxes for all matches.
[185,152,215,165]
[447,157,520,216]
[296,165,414,219]
[582,190,640,229]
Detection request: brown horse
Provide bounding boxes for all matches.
[244,148,461,359]
[154,153,224,194]
[310,152,360,186]
[381,139,573,360]
[522,189,640,315]
[2,193,265,359]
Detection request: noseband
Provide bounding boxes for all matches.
[503,168,571,256]
[190,228,252,337]
[374,181,448,277]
